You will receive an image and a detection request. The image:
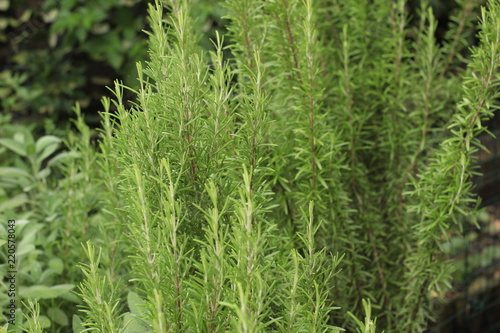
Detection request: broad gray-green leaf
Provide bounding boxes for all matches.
[36,136,61,166]
[20,284,75,299]
[123,313,151,333]
[36,168,51,180]
[73,314,85,333]
[0,167,32,180]
[59,290,81,304]
[35,136,61,154]
[48,258,64,274]
[0,193,28,211]
[38,315,51,328]
[16,243,36,257]
[0,138,26,156]
[47,307,69,326]
[47,151,80,167]
[127,291,147,317]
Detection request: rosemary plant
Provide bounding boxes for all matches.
[72,0,500,332]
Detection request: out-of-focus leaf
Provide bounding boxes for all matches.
[47,307,69,326]
[36,168,51,180]
[73,315,85,333]
[59,291,81,304]
[20,284,75,299]
[16,243,35,257]
[0,193,28,211]
[48,258,64,274]
[0,138,26,156]
[35,135,61,154]
[47,151,80,167]
[38,315,51,328]
[0,0,9,11]
[123,313,151,333]
[127,291,147,317]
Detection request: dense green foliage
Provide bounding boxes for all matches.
[0,108,106,331]
[0,0,228,131]
[1,0,500,332]
[0,0,150,129]
[0,0,472,133]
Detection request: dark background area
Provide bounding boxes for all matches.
[0,0,226,135]
[0,0,469,134]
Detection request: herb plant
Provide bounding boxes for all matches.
[78,0,500,331]
[4,0,500,332]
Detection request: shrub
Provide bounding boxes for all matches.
[0,119,83,332]
[0,99,124,333]
[81,0,500,331]
[4,0,500,332]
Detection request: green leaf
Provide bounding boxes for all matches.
[16,243,36,257]
[127,291,147,317]
[19,222,43,244]
[47,307,69,326]
[36,168,51,180]
[35,135,61,154]
[0,0,9,11]
[20,284,75,299]
[59,290,81,304]
[123,313,151,333]
[50,10,75,33]
[36,136,61,166]
[47,151,80,167]
[38,315,51,328]
[0,138,26,156]
[0,167,32,180]
[81,30,123,69]
[48,258,64,274]
[0,193,28,211]
[0,167,33,190]
[72,314,85,333]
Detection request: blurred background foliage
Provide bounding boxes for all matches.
[0,0,226,135]
[0,0,462,136]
